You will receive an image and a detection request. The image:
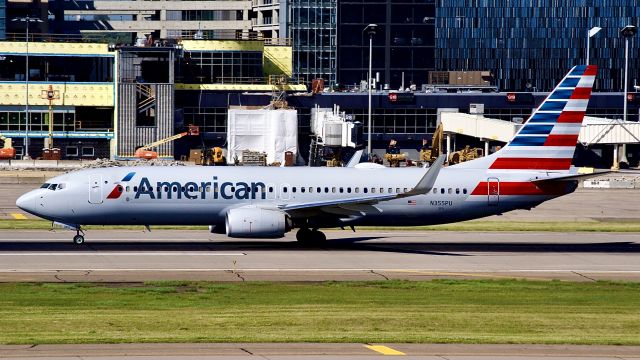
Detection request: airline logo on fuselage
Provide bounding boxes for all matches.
[134,176,267,200]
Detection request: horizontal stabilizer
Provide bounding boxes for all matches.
[531,169,613,183]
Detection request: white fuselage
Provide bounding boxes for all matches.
[16,165,574,229]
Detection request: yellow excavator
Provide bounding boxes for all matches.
[419,122,443,165]
[134,125,199,160]
[449,145,484,164]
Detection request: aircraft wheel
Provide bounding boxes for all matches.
[296,228,312,242]
[73,234,85,245]
[309,230,326,243]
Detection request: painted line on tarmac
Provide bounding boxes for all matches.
[0,268,639,273]
[0,252,246,256]
[10,213,27,220]
[365,345,405,356]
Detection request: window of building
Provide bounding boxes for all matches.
[66,146,79,157]
[81,147,94,157]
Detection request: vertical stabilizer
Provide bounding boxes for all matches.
[489,65,597,171]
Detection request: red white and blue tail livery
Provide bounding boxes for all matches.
[17,65,606,244]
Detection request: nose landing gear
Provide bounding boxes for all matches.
[72,228,85,245]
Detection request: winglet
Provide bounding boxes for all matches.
[401,154,446,196]
[345,149,364,168]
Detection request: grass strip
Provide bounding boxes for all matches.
[1,219,640,232]
[1,280,639,345]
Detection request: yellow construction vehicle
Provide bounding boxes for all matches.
[384,139,406,167]
[448,145,484,164]
[135,125,199,160]
[419,122,443,165]
[0,135,16,160]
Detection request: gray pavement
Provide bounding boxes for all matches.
[1,343,639,359]
[0,230,638,282]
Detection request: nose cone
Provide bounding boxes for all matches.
[16,191,38,216]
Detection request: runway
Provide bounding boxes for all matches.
[0,229,638,282]
[1,343,639,360]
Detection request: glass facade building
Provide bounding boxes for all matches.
[337,0,435,89]
[0,0,5,40]
[178,51,264,84]
[289,0,337,86]
[436,0,640,91]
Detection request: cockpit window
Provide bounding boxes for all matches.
[57,183,66,190]
[40,183,50,189]
[48,184,58,190]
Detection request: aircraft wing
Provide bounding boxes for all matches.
[278,155,446,215]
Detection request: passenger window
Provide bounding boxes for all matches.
[283,187,288,193]
[126,186,130,192]
[396,188,400,193]
[456,188,460,194]
[206,186,211,192]
[134,186,138,192]
[317,187,321,193]
[433,188,437,194]
[301,187,306,193]
[388,188,393,193]
[448,188,452,194]
[292,187,297,193]
[332,187,336,193]
[355,187,359,193]
[40,183,50,189]
[269,186,274,192]
[339,187,343,193]
[463,188,468,194]
[347,188,352,193]
[380,188,384,193]
[403,188,408,192]
[309,187,313,193]
[440,188,445,194]
[324,187,329,193]
[371,188,376,193]
[362,188,366,193]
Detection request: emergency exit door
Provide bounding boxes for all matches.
[89,175,103,204]
[487,177,499,206]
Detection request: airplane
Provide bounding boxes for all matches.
[17,65,603,245]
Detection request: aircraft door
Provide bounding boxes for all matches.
[89,174,103,204]
[487,177,499,206]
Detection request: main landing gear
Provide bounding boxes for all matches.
[72,228,85,245]
[296,228,326,244]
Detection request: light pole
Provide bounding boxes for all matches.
[363,24,377,156]
[620,25,637,123]
[586,26,601,65]
[615,25,637,169]
[11,16,43,160]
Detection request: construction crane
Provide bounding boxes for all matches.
[134,125,199,160]
[0,135,16,160]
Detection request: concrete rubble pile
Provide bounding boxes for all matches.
[81,158,187,169]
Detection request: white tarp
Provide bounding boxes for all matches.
[227,109,298,165]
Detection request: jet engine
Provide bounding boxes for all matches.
[225,207,291,238]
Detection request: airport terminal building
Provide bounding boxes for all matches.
[0,1,639,167]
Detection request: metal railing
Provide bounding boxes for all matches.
[4,32,292,46]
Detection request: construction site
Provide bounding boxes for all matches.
[0,38,639,172]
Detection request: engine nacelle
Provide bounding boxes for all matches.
[225,207,290,238]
